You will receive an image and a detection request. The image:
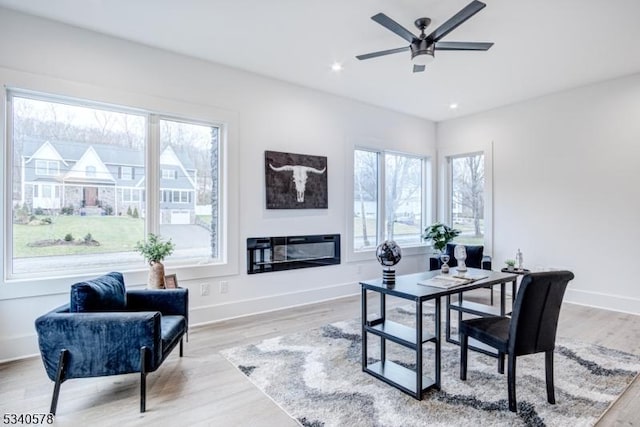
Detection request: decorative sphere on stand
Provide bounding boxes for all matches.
[376,240,402,286]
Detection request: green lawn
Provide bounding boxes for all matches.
[353,217,421,239]
[13,216,144,257]
[354,217,484,246]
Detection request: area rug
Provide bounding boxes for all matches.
[220,306,640,427]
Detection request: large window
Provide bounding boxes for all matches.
[449,152,485,245]
[5,89,222,279]
[353,148,428,252]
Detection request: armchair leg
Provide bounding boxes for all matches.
[507,353,517,412]
[490,287,494,305]
[140,347,148,413]
[179,338,183,357]
[460,332,468,380]
[545,350,556,404]
[50,349,68,415]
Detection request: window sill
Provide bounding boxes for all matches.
[346,244,431,263]
[0,260,237,300]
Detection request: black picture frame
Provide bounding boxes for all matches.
[265,150,328,209]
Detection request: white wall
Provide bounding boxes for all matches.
[437,73,640,314]
[0,9,436,361]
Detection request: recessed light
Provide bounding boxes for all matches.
[449,103,458,110]
[331,62,343,72]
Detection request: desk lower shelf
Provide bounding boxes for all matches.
[365,320,436,349]
[364,360,437,397]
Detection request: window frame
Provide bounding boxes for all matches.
[438,143,494,256]
[162,168,176,180]
[1,76,239,300]
[347,144,434,262]
[120,166,134,181]
[35,159,59,176]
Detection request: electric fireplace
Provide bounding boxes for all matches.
[247,234,340,274]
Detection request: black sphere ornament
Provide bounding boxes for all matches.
[376,240,402,286]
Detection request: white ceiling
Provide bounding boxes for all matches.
[1,0,640,121]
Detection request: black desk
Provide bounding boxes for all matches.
[360,268,517,400]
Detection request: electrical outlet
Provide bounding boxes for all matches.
[219,281,229,294]
[200,283,210,296]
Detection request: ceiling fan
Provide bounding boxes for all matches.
[356,0,493,73]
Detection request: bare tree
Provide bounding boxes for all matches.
[452,154,484,237]
[384,154,421,240]
[354,151,377,247]
[93,111,115,142]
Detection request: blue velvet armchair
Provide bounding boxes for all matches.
[35,272,188,414]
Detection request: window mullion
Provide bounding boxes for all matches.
[147,114,160,236]
[4,92,15,278]
[377,150,385,243]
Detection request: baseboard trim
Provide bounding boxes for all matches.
[189,281,360,327]
[565,288,640,316]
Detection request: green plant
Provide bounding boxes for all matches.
[64,233,74,242]
[422,222,461,253]
[505,259,516,267]
[132,207,139,218]
[61,204,74,215]
[13,203,30,224]
[135,233,175,264]
[84,233,93,243]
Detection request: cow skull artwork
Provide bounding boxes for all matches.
[269,164,326,203]
[265,150,328,209]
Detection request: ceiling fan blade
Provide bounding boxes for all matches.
[356,46,410,60]
[413,64,426,73]
[371,13,417,43]
[427,0,486,43]
[435,41,493,51]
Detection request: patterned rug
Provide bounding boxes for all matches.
[220,306,640,427]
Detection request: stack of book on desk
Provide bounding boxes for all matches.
[418,272,489,289]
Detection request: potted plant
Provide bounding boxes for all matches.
[504,259,516,272]
[135,233,175,289]
[422,222,461,254]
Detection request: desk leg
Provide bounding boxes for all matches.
[457,292,463,339]
[380,292,386,365]
[435,297,441,390]
[500,282,506,316]
[416,299,423,398]
[512,279,517,309]
[361,286,367,370]
[445,294,451,342]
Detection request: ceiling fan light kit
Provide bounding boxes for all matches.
[356,0,493,73]
[410,40,434,66]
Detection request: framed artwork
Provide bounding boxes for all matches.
[164,274,178,289]
[265,150,328,209]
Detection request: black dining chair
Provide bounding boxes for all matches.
[459,270,575,412]
[429,243,494,303]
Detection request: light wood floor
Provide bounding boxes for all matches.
[1,291,638,426]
